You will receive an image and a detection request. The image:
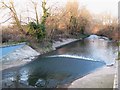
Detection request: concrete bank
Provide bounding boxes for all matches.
[113,45,120,89]
[113,60,120,90]
[113,61,118,89]
[68,66,115,88]
[52,38,78,49]
[1,45,40,71]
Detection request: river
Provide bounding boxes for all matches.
[2,35,118,88]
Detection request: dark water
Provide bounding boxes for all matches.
[2,35,118,88]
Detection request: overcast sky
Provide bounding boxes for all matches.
[0,0,119,26]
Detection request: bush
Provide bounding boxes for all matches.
[27,22,46,40]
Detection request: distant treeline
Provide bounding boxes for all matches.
[1,0,119,43]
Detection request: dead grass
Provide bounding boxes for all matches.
[2,26,27,43]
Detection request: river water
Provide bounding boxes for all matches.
[2,35,118,88]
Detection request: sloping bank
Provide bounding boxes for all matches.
[1,39,78,71]
[1,43,39,71]
[67,66,115,88]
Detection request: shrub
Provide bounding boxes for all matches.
[27,22,46,40]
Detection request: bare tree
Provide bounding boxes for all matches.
[1,0,26,34]
[31,1,39,24]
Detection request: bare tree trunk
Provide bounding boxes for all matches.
[1,1,26,34]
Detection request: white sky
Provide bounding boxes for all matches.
[79,0,119,17]
[53,0,119,17]
[0,0,119,26]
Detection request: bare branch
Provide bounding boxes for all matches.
[0,17,12,24]
[1,0,26,34]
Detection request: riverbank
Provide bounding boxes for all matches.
[68,66,115,88]
[1,45,40,71]
[113,59,120,89]
[52,38,78,49]
[114,45,120,89]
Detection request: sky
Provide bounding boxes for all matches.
[0,0,119,26]
[79,0,118,16]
